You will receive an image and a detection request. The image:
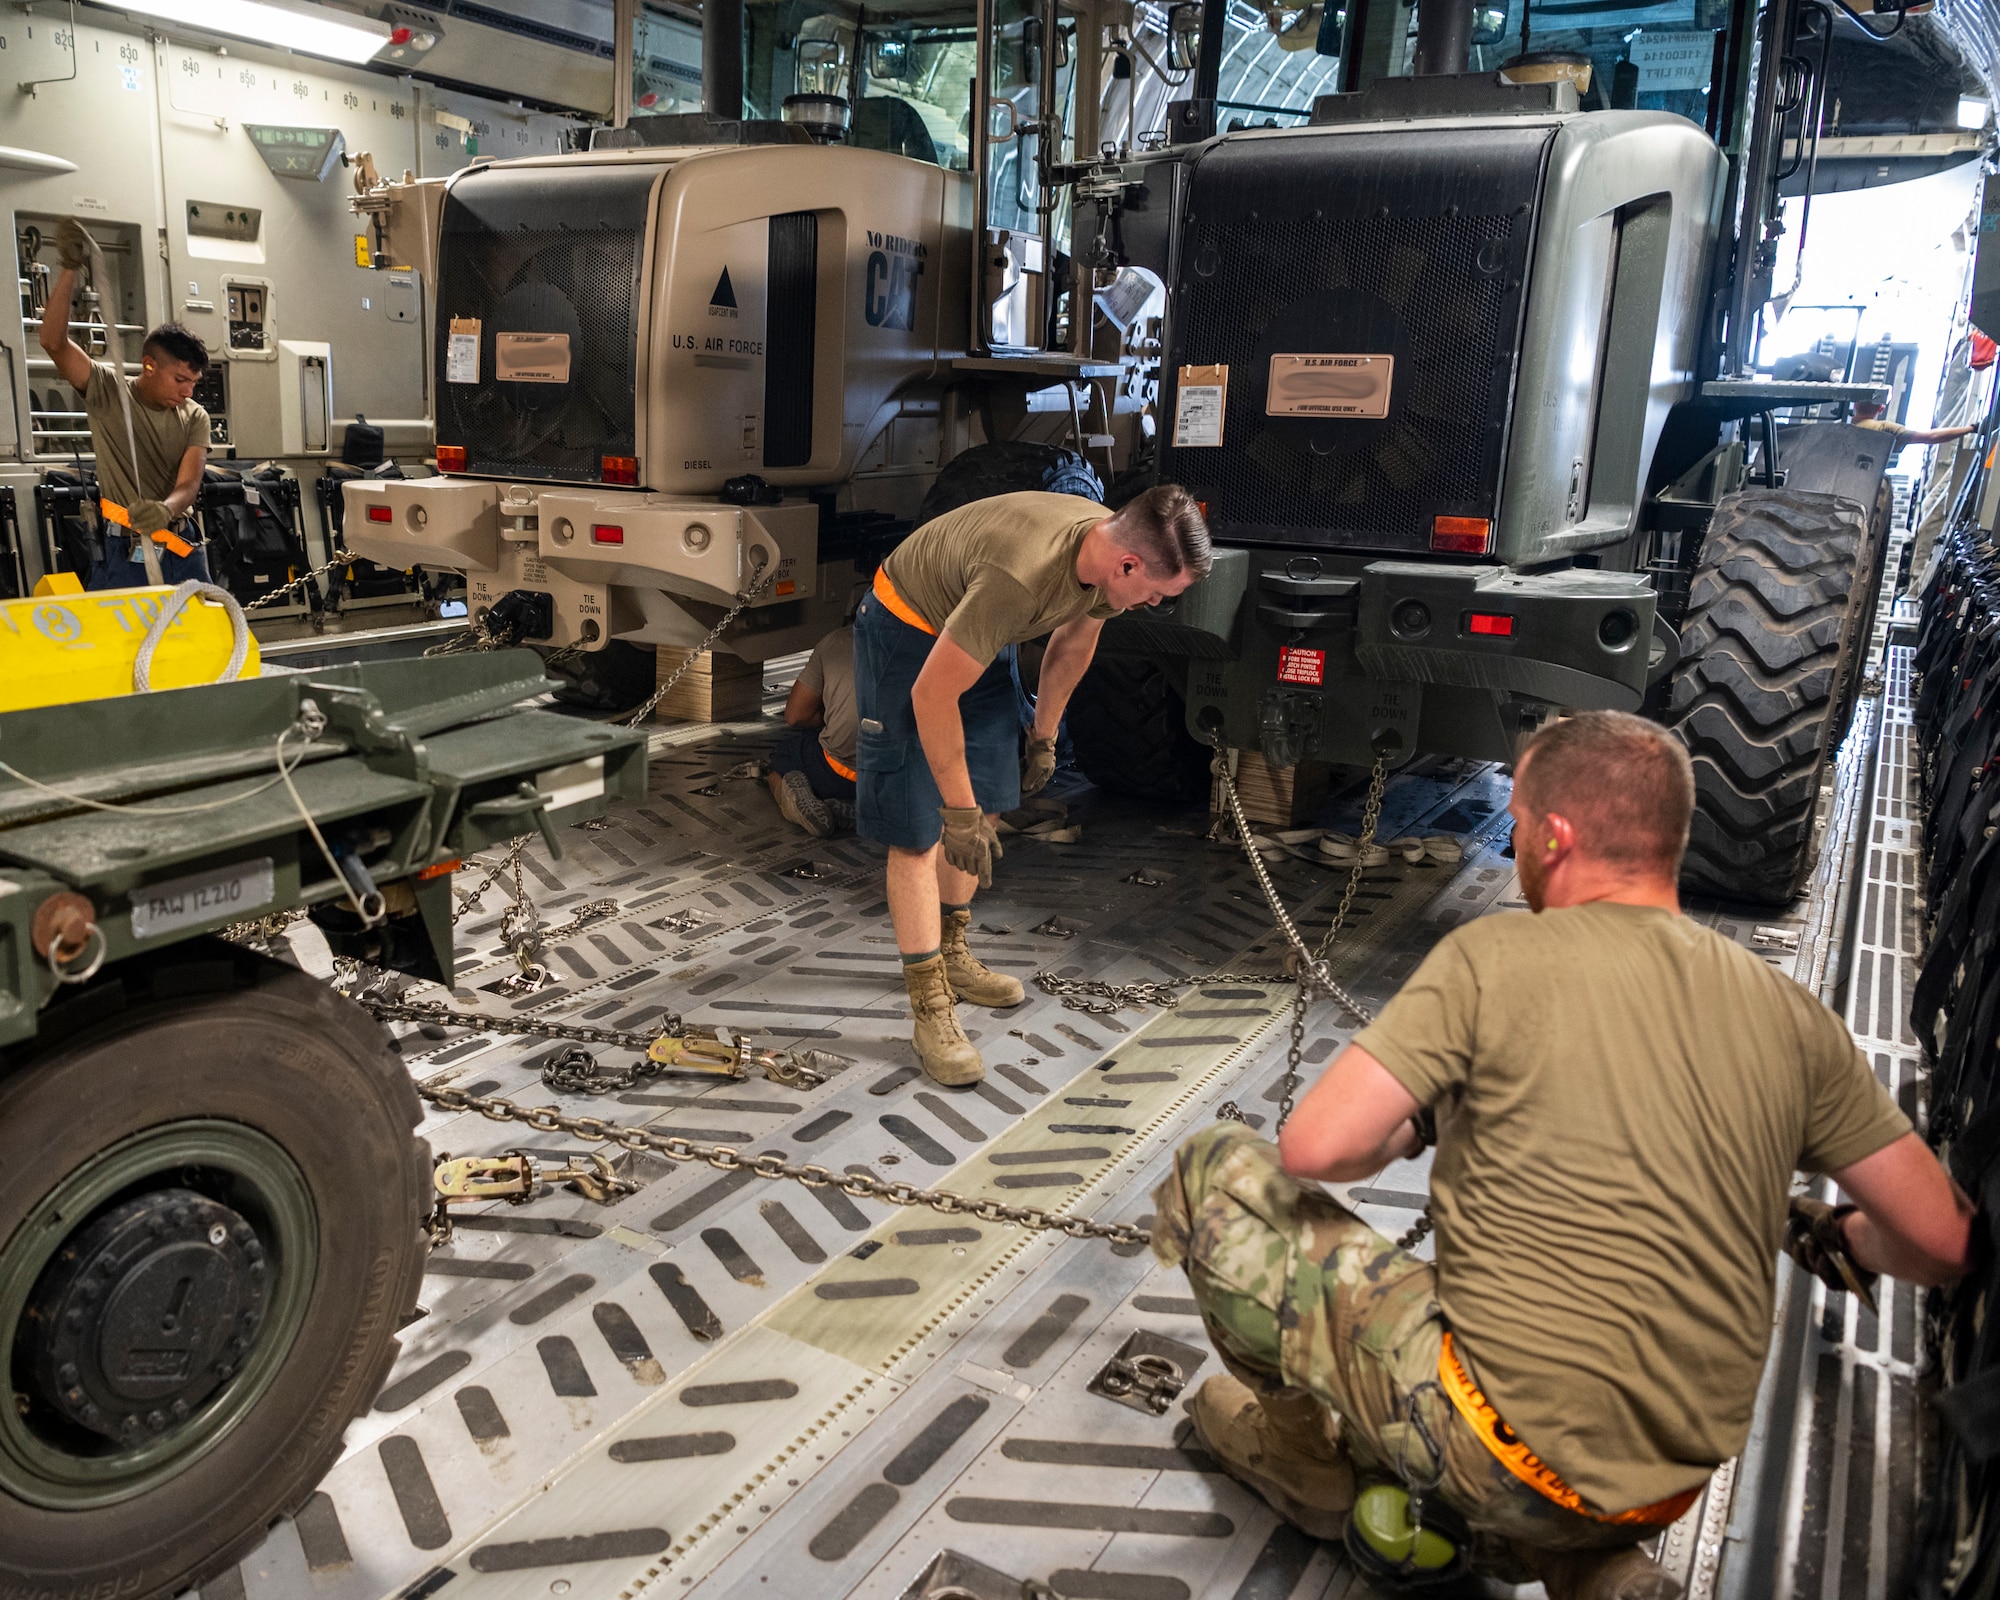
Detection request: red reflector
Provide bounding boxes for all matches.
[436,444,467,473]
[592,524,625,544]
[365,504,393,523]
[416,858,462,880]
[389,24,413,44]
[602,455,639,485]
[1431,516,1492,554]
[1468,613,1515,637]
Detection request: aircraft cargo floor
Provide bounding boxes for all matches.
[202,629,1921,1600]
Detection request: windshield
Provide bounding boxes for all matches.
[1463,0,1722,124]
[744,0,984,170]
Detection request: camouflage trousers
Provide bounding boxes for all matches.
[1151,1122,1655,1553]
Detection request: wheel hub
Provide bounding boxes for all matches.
[24,1187,267,1442]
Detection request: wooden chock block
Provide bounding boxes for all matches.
[1211,750,1329,828]
[651,647,764,724]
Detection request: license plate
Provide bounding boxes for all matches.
[130,858,275,940]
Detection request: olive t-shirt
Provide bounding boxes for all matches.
[798,625,857,767]
[1354,903,1909,1513]
[880,491,1122,666]
[83,360,210,510]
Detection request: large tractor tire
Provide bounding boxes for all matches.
[1662,484,1889,906]
[1066,655,1215,805]
[915,440,1103,526]
[0,943,430,1599]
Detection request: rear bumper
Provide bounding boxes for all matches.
[1354,561,1655,711]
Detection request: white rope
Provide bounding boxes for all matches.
[132,579,250,694]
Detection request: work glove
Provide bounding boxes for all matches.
[1021,732,1058,797]
[55,216,94,271]
[939,805,1003,889]
[127,500,173,536]
[1784,1195,1878,1312]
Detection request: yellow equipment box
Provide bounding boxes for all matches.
[0,585,261,713]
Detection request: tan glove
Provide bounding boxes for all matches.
[939,805,1002,889]
[1784,1195,1878,1312]
[1021,733,1058,797]
[127,500,173,536]
[55,217,94,272]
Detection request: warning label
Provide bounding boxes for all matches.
[1277,646,1326,686]
[1266,354,1393,419]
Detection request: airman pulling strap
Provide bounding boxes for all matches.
[872,566,937,636]
[99,498,195,558]
[1438,1333,1702,1527]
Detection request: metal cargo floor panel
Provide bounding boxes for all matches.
[202,667,1868,1600]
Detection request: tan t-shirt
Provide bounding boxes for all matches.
[880,491,1122,666]
[1355,902,1909,1513]
[798,625,857,767]
[84,360,210,510]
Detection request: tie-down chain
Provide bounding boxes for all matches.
[395,737,1430,1253]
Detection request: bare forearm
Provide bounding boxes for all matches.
[1033,627,1099,738]
[912,684,976,809]
[38,270,75,359]
[1281,1117,1424,1183]
[1843,1198,1972,1285]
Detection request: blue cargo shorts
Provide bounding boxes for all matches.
[852,589,1022,851]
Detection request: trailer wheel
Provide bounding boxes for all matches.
[1662,486,1887,906]
[0,944,430,1600]
[1067,656,1215,805]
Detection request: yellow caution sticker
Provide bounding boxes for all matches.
[354,233,372,268]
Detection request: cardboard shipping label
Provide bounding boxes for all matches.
[1173,363,1229,447]
[495,331,573,384]
[446,317,480,384]
[1266,354,1394,419]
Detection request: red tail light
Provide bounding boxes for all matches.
[1432,516,1492,555]
[592,524,625,544]
[602,455,639,485]
[365,504,393,523]
[1468,612,1515,637]
[436,444,467,472]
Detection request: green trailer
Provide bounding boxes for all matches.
[0,650,646,1599]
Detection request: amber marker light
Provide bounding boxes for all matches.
[1431,516,1492,554]
[602,455,639,485]
[435,444,467,473]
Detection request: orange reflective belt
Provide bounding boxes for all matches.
[99,498,194,558]
[872,566,938,636]
[823,750,858,782]
[1437,1333,1702,1528]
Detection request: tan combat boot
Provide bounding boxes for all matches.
[1511,1543,1682,1600]
[903,953,985,1085]
[1187,1374,1356,1541]
[940,909,1025,1007]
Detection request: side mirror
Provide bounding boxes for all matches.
[1315,4,1344,54]
[1167,2,1202,71]
[1471,0,1510,45]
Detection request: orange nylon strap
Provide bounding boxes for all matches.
[1437,1333,1701,1528]
[99,499,194,557]
[823,750,858,782]
[872,566,938,636]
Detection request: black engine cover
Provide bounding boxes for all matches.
[434,165,660,483]
[1158,125,1552,554]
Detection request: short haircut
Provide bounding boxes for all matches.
[1515,710,1694,873]
[1109,484,1213,581]
[143,323,208,374]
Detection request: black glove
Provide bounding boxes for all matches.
[1021,733,1057,797]
[1784,1196,1878,1312]
[55,217,94,271]
[939,805,1002,888]
[1410,1107,1438,1150]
